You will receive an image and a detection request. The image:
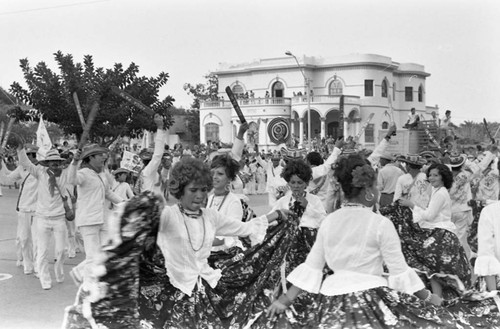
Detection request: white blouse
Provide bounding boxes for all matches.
[287,206,424,296]
[269,191,326,229]
[207,192,244,251]
[156,205,268,296]
[474,201,500,276]
[413,186,456,233]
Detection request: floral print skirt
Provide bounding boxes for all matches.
[467,200,485,255]
[139,218,311,328]
[304,286,466,329]
[380,203,471,297]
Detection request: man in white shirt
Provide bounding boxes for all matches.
[17,145,73,290]
[404,108,420,129]
[394,155,431,208]
[135,115,168,200]
[69,144,124,284]
[1,144,39,275]
[256,152,287,205]
[377,153,404,207]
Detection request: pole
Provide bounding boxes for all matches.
[307,78,311,152]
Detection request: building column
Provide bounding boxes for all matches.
[290,118,295,136]
[299,118,304,147]
[320,117,326,139]
[262,118,268,151]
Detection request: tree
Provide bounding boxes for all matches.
[183,73,219,109]
[9,51,174,145]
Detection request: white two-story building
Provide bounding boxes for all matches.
[199,53,438,151]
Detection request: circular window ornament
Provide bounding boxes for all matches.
[267,118,290,144]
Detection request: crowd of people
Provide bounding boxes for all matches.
[1,113,500,328]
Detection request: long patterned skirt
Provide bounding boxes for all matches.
[305,286,466,329]
[380,203,471,297]
[139,212,321,329]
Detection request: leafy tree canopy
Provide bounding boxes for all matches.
[183,73,218,109]
[9,51,175,144]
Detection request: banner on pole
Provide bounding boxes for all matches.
[36,117,52,159]
[120,150,143,173]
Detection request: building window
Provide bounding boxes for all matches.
[364,80,373,97]
[272,81,284,97]
[329,79,343,95]
[381,80,388,98]
[205,123,219,142]
[418,85,423,102]
[392,82,396,101]
[365,123,374,143]
[405,87,413,102]
[382,121,389,129]
[232,84,244,98]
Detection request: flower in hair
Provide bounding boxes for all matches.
[168,178,180,195]
[351,164,375,188]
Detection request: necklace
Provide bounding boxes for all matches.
[178,203,205,252]
[342,202,369,208]
[209,192,229,211]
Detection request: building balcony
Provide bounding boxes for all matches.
[200,95,361,109]
[291,94,361,105]
[200,97,291,109]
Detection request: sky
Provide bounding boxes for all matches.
[1,0,499,124]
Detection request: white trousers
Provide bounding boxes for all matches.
[16,212,36,273]
[36,215,68,288]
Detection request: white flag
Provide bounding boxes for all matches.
[36,117,52,159]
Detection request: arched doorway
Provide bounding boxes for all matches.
[272,81,284,98]
[303,109,321,140]
[326,110,342,139]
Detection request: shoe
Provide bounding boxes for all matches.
[24,270,34,275]
[42,283,52,290]
[34,272,39,278]
[16,260,23,267]
[69,252,76,258]
[56,276,65,283]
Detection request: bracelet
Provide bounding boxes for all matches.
[423,290,432,302]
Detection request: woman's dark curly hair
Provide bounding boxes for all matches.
[334,153,375,199]
[168,157,213,199]
[281,159,313,184]
[426,163,453,189]
[210,154,240,181]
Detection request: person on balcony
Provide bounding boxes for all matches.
[404,108,420,129]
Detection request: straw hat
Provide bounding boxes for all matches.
[39,149,65,166]
[112,168,130,175]
[81,144,109,160]
[399,154,427,167]
[449,153,467,168]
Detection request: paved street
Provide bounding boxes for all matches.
[0,187,271,329]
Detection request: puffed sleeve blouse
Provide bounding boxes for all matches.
[287,206,424,296]
[156,204,268,296]
[474,201,500,276]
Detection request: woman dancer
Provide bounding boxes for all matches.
[139,157,285,328]
[208,154,249,251]
[397,163,471,298]
[267,153,464,328]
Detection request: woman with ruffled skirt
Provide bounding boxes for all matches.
[138,157,285,328]
[267,154,465,328]
[395,163,471,298]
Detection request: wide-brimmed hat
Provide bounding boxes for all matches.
[81,144,109,160]
[112,168,130,175]
[280,146,306,160]
[399,154,427,167]
[39,149,65,166]
[24,144,39,154]
[449,153,467,168]
[379,152,394,161]
[419,150,437,159]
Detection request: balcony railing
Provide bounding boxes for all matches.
[291,95,360,104]
[201,95,360,108]
[201,97,292,108]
